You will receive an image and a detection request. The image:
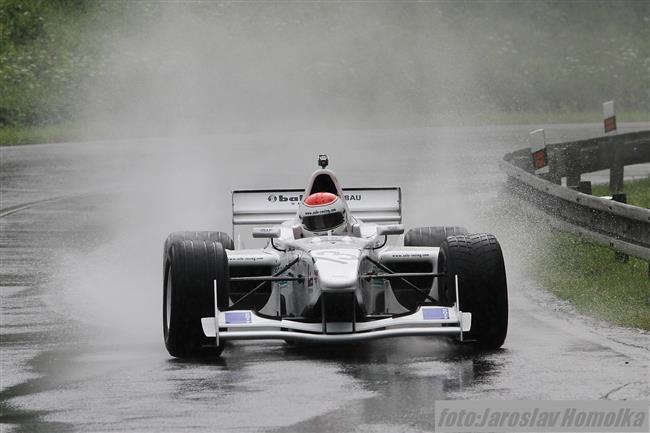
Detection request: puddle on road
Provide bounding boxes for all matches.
[1,337,502,433]
[263,339,502,432]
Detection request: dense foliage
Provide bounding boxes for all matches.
[1,0,648,130]
[0,0,98,125]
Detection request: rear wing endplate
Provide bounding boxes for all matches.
[232,188,401,244]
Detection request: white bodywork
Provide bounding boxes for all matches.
[202,169,472,344]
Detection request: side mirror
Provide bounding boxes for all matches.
[252,226,281,239]
[377,224,404,236]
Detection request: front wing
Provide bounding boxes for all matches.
[201,305,472,344]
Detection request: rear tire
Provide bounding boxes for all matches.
[438,233,508,350]
[404,226,468,247]
[163,231,234,258]
[163,237,230,358]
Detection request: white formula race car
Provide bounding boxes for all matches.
[163,155,508,358]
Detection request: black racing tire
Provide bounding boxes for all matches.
[404,226,469,248]
[163,231,234,257]
[163,238,230,358]
[438,233,508,350]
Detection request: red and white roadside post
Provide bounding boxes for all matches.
[603,100,623,191]
[603,100,617,134]
[529,128,550,179]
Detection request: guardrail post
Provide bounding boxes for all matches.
[500,130,650,268]
[609,137,624,192]
[565,146,581,187]
[538,145,561,184]
[611,193,630,263]
[570,181,592,195]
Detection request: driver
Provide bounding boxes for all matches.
[298,192,350,236]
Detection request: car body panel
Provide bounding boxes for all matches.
[201,167,470,344]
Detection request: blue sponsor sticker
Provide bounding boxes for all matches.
[422,307,449,320]
[224,312,252,324]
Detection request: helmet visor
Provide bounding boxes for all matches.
[302,212,345,232]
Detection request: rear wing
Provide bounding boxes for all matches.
[232,188,401,245]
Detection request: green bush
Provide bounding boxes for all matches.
[0,0,122,127]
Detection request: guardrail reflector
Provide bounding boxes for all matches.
[422,307,449,320]
[532,148,547,170]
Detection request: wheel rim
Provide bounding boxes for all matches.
[165,267,172,335]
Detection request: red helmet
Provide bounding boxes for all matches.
[298,192,347,233]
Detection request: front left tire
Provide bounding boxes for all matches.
[404,226,469,247]
[163,236,230,358]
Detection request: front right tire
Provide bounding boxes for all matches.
[438,233,508,350]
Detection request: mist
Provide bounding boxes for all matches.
[78,2,489,136]
[4,4,650,430]
[75,1,648,137]
[44,1,648,342]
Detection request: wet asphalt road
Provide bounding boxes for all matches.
[1,124,649,432]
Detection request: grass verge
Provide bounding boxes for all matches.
[0,122,154,146]
[534,232,650,330]
[592,177,650,208]
[0,124,84,146]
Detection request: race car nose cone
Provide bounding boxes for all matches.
[310,248,361,290]
[319,273,357,290]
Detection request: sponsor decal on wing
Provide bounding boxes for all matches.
[224,312,252,324]
[422,307,449,320]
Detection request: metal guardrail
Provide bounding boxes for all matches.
[500,130,650,262]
